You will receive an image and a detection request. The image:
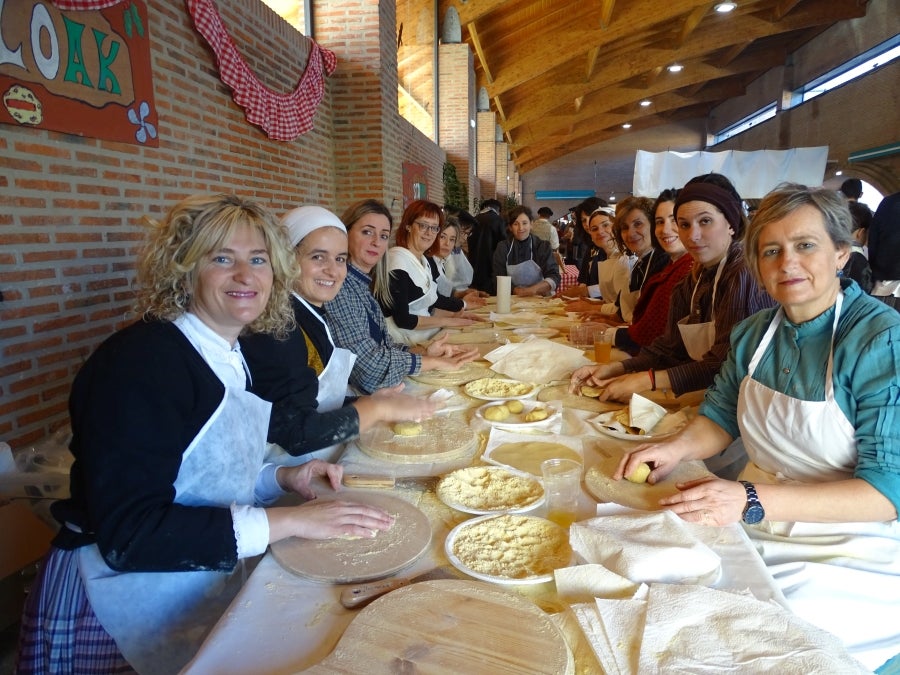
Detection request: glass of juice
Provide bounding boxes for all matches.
[594,329,612,363]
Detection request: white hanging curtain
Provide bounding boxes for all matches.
[633,147,829,199]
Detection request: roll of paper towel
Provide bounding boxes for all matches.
[496,275,511,314]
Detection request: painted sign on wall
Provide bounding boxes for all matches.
[402,162,428,210]
[0,0,158,145]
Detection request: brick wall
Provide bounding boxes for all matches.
[439,43,475,208]
[0,0,445,448]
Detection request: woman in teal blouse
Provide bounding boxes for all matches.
[616,183,900,671]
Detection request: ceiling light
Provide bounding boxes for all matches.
[640,100,651,107]
[667,63,684,73]
[714,2,737,12]
[622,123,632,129]
[835,170,843,176]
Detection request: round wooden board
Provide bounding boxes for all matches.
[270,491,431,583]
[407,361,492,386]
[584,450,712,511]
[303,579,573,675]
[356,415,477,464]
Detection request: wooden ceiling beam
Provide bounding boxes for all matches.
[772,0,804,22]
[599,0,617,29]
[676,3,712,49]
[468,22,493,84]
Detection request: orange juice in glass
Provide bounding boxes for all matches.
[594,330,612,362]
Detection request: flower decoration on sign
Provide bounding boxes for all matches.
[127,100,157,144]
[186,0,337,141]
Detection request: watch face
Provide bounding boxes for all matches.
[743,503,765,524]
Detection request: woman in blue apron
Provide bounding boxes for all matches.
[570,174,774,403]
[491,205,561,297]
[375,200,484,347]
[241,206,440,464]
[616,184,900,671]
[16,195,397,674]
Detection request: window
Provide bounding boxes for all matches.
[259,0,308,34]
[788,35,900,108]
[710,103,777,145]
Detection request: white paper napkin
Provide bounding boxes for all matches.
[570,510,722,584]
[483,338,592,384]
[629,393,666,432]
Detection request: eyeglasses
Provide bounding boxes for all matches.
[413,220,440,233]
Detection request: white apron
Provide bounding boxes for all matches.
[737,292,900,670]
[385,246,441,346]
[444,249,474,292]
[77,347,271,674]
[506,238,543,289]
[620,250,654,323]
[677,254,727,361]
[267,294,357,464]
[434,257,454,297]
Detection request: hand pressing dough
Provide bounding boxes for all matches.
[624,462,651,484]
[393,421,423,436]
[580,385,604,398]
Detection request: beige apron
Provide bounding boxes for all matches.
[737,292,900,670]
[385,246,441,346]
[677,254,727,361]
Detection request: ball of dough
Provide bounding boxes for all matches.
[524,407,549,422]
[393,421,423,436]
[624,462,652,484]
[483,405,511,421]
[506,400,525,414]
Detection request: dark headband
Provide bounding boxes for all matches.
[673,183,742,231]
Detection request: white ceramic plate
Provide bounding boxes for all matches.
[436,466,544,515]
[444,514,570,585]
[474,400,561,430]
[463,377,539,401]
[589,410,688,441]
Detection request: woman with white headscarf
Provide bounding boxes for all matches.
[241,206,437,463]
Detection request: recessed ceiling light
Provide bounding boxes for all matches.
[714,2,737,12]
[622,123,632,129]
[835,170,843,176]
[667,63,684,73]
[640,100,651,107]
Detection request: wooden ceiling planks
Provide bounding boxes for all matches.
[438,0,869,171]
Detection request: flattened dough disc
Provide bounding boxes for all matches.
[357,415,477,464]
[408,361,491,386]
[270,491,431,583]
[584,449,712,510]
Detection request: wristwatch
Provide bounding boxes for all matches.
[739,480,765,524]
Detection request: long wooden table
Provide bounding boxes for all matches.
[185,299,789,673]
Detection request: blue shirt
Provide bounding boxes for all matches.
[323,263,420,394]
[701,279,900,516]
